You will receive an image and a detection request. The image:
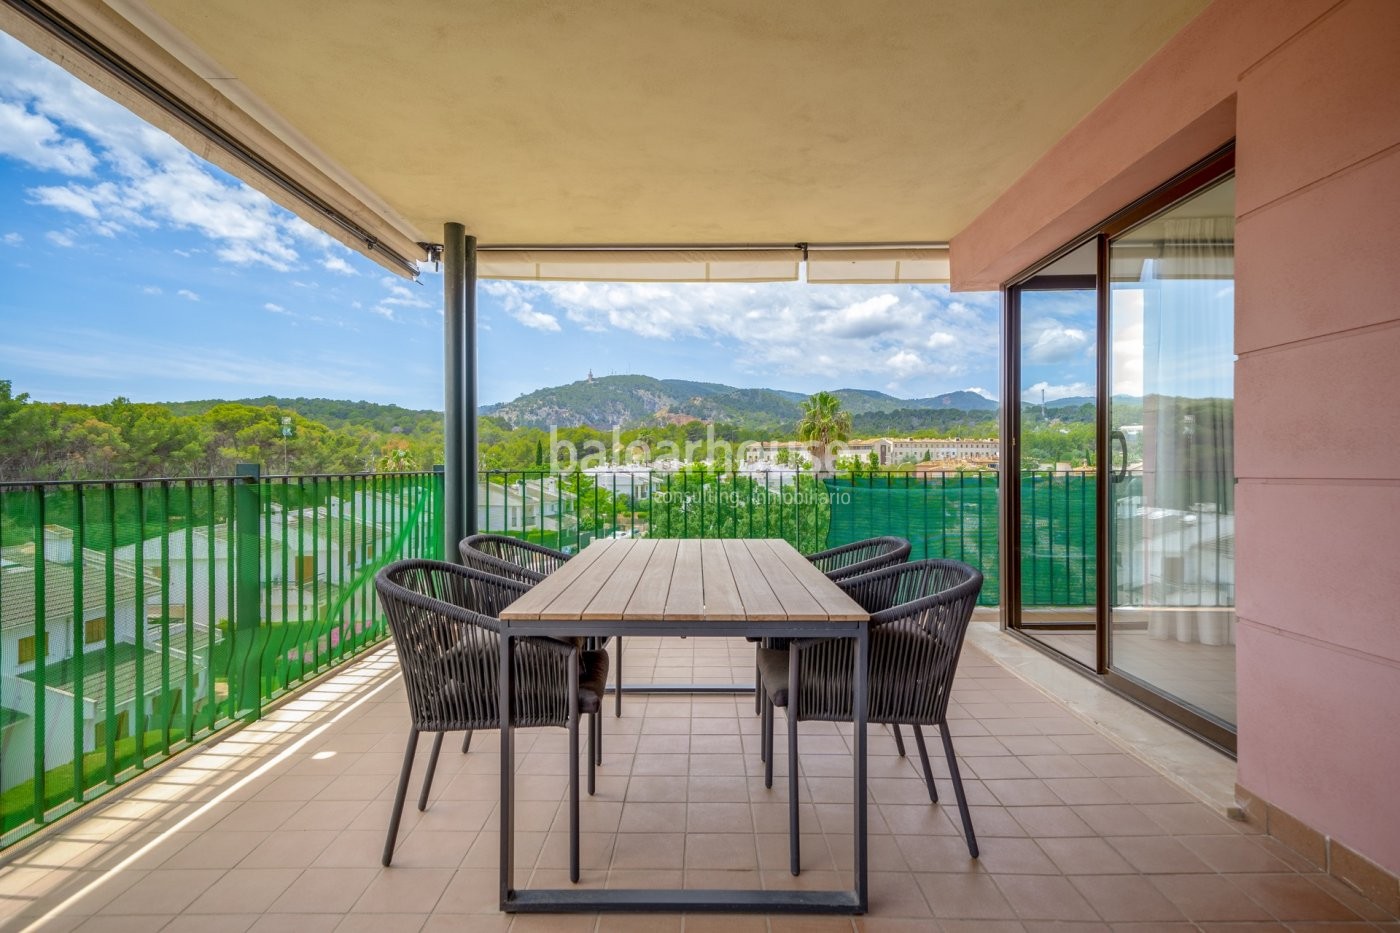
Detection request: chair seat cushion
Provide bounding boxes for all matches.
[757,629,943,718]
[578,649,610,715]
[423,642,608,723]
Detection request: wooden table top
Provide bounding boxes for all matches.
[498,538,869,624]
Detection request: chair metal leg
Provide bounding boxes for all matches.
[763,698,775,789]
[569,709,580,882]
[417,731,444,811]
[754,657,762,715]
[787,707,801,876]
[382,728,418,866]
[911,724,938,803]
[587,712,597,797]
[614,636,623,718]
[461,730,472,754]
[759,689,767,764]
[891,723,906,757]
[940,724,979,858]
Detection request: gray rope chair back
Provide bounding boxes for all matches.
[376,558,607,877]
[755,557,985,870]
[806,535,912,582]
[377,558,574,731]
[794,558,983,726]
[459,533,570,584]
[461,533,632,720]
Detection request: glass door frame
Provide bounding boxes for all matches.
[1001,255,1105,672]
[998,145,1238,754]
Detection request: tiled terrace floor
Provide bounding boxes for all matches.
[1,636,1394,932]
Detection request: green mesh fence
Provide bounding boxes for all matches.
[823,471,1096,608]
[823,473,1001,606]
[0,469,443,849]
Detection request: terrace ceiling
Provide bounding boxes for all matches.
[13,0,1209,273]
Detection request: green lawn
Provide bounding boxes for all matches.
[1,729,167,833]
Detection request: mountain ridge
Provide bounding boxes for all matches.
[479,374,997,430]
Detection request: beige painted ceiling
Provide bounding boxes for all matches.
[130,0,1208,248]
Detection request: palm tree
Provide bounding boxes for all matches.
[796,391,852,477]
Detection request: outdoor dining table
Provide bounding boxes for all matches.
[497,536,872,914]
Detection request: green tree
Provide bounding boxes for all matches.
[377,440,419,472]
[0,381,66,480]
[796,391,852,477]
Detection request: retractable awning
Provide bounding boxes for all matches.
[475,246,951,285]
[2,0,1208,282]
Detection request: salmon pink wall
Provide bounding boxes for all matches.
[952,0,1400,876]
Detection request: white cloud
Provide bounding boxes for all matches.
[1,232,21,246]
[45,229,74,247]
[177,289,200,302]
[482,280,560,331]
[367,276,432,320]
[141,285,162,295]
[1110,289,1145,397]
[264,302,289,314]
[1,34,317,272]
[963,386,996,400]
[513,308,561,331]
[885,349,925,377]
[816,293,901,338]
[1023,322,1090,364]
[484,280,1001,391]
[0,100,97,174]
[1023,380,1095,403]
[28,183,102,219]
[322,255,357,275]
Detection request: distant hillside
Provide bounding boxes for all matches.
[480,374,997,430]
[163,396,441,435]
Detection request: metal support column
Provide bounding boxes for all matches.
[464,234,479,536]
[443,223,479,557]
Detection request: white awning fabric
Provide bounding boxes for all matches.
[477,249,803,283]
[478,247,951,285]
[805,248,950,284]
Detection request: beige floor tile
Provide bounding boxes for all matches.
[20,638,1382,932]
[1068,874,1187,922]
[422,913,510,932]
[1107,836,1213,874]
[1148,873,1274,922]
[1229,873,1366,922]
[1176,834,1295,873]
[240,829,338,868]
[352,867,454,913]
[917,872,1018,920]
[248,914,343,933]
[101,868,225,915]
[333,914,429,933]
[186,867,298,914]
[163,914,260,933]
[266,867,379,914]
[996,873,1099,921]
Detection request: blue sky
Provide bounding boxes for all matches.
[0,31,1101,413]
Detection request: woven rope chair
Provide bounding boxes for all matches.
[751,536,912,714]
[460,533,628,720]
[757,558,984,874]
[375,559,608,881]
[806,535,913,582]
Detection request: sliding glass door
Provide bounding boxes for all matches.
[1106,174,1237,738]
[1004,240,1100,666]
[1002,149,1237,750]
